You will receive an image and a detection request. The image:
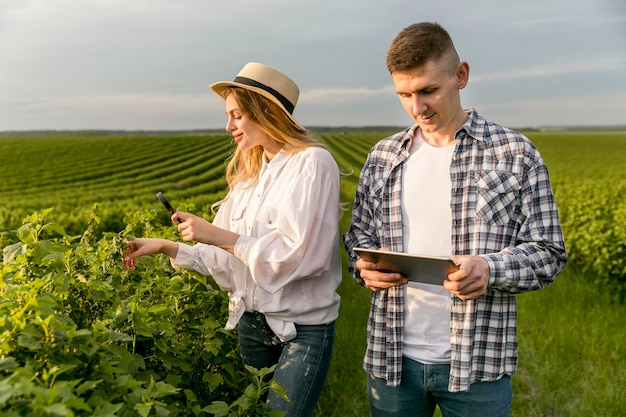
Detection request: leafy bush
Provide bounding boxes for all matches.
[527,132,626,300]
[2,132,625,300]
[0,208,286,416]
[555,181,626,300]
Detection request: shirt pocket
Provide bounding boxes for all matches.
[229,206,246,231]
[475,170,522,226]
[369,178,386,215]
[256,205,279,235]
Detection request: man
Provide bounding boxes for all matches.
[343,22,568,416]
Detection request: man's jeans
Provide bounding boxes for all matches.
[368,356,512,417]
[237,311,335,417]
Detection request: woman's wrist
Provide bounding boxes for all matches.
[159,239,179,259]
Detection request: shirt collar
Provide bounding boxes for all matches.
[261,147,291,179]
[392,109,484,157]
[456,108,487,143]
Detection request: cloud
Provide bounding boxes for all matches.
[0,92,219,130]
[470,56,626,83]
[513,9,626,27]
[478,91,626,128]
[302,85,395,103]
[1,0,624,130]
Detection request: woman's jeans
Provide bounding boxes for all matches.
[237,311,335,417]
[368,356,512,417]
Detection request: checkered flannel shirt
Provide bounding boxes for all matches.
[343,109,568,392]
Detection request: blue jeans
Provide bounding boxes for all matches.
[237,311,335,417]
[368,357,512,417]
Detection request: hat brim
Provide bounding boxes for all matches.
[210,81,303,128]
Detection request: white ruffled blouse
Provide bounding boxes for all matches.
[173,146,342,341]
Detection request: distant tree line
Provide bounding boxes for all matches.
[1,125,625,138]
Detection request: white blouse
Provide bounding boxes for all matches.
[173,146,342,341]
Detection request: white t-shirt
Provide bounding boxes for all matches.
[401,131,456,364]
[173,146,342,342]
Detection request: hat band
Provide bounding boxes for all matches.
[233,76,295,114]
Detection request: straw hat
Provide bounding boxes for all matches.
[210,62,301,125]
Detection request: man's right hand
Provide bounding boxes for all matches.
[356,247,409,291]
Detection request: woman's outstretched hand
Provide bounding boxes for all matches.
[123,238,178,270]
[123,211,241,270]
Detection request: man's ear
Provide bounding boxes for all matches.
[456,61,470,89]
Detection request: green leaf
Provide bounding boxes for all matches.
[269,379,289,402]
[134,403,153,417]
[148,305,170,315]
[0,356,19,371]
[17,222,37,244]
[41,207,55,218]
[201,401,230,416]
[76,379,102,395]
[64,397,92,412]
[202,372,224,391]
[42,222,67,237]
[90,402,124,417]
[70,328,93,339]
[0,379,15,403]
[183,388,197,403]
[46,363,78,380]
[32,240,57,263]
[151,380,179,399]
[3,242,26,263]
[107,330,133,342]
[243,383,257,399]
[43,403,70,416]
[18,334,42,350]
[154,337,168,353]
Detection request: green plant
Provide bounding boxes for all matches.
[1,208,284,416]
[202,365,288,417]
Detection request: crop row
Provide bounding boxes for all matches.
[1,130,625,295]
[2,135,232,196]
[1,134,234,233]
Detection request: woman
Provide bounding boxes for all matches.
[123,62,342,417]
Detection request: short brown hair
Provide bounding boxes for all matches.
[386,22,459,75]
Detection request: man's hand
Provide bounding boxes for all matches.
[356,247,409,291]
[444,255,490,300]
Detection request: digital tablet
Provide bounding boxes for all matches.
[353,247,458,285]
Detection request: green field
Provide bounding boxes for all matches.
[1,130,625,416]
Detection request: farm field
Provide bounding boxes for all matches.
[1,130,625,416]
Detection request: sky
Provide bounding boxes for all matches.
[1,0,625,131]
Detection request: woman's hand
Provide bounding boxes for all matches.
[174,211,240,253]
[123,238,178,270]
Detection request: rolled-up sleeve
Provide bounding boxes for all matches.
[172,241,236,292]
[484,162,568,293]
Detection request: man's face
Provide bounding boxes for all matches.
[391,59,467,139]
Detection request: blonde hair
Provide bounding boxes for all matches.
[212,87,326,212]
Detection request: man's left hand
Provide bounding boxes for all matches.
[444,255,490,300]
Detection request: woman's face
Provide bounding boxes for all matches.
[224,94,281,159]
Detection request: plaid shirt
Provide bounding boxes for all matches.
[343,109,568,392]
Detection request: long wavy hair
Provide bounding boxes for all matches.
[211,87,326,212]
